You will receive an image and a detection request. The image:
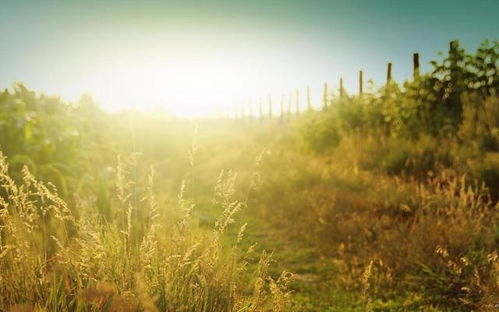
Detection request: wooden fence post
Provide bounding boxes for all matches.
[413,53,420,78]
[280,95,285,123]
[295,89,300,116]
[307,87,312,111]
[339,78,344,98]
[359,70,363,95]
[386,62,392,84]
[450,40,457,53]
[449,41,458,78]
[323,82,329,111]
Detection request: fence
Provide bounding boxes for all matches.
[225,43,435,123]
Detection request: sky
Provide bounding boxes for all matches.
[0,0,497,115]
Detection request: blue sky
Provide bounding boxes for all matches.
[0,0,497,113]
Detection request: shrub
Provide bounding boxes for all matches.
[297,112,341,153]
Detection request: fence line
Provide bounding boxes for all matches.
[223,47,452,122]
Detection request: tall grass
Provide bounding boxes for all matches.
[0,151,292,311]
[253,143,498,310]
[0,39,497,311]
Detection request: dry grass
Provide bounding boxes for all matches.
[0,151,292,311]
[253,141,498,310]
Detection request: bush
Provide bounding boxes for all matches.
[297,111,341,153]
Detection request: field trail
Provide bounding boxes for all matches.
[236,200,360,311]
[205,132,359,311]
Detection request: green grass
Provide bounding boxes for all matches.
[1,112,498,311]
[1,40,498,310]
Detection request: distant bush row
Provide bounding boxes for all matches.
[298,40,499,191]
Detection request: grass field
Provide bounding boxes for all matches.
[1,41,498,311]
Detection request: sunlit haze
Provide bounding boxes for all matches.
[1,0,497,116]
[1,1,498,308]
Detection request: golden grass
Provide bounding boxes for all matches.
[0,151,292,311]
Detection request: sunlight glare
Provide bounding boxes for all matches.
[88,50,258,117]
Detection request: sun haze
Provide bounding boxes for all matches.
[0,0,497,116]
[1,0,499,310]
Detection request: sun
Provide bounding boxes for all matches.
[53,34,330,117]
[85,50,257,117]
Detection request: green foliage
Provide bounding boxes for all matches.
[0,85,107,199]
[1,39,498,311]
[296,111,341,153]
[298,40,499,189]
[458,93,499,151]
